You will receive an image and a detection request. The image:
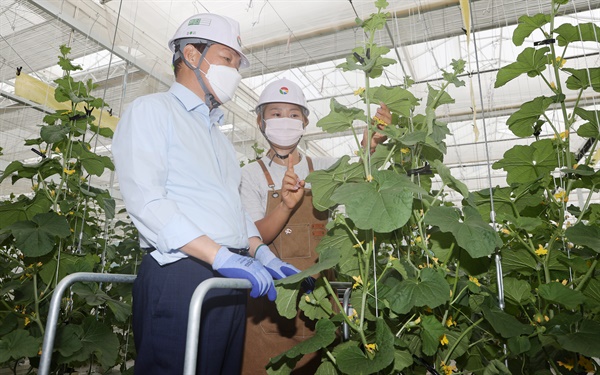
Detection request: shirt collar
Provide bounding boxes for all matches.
[169,82,224,126]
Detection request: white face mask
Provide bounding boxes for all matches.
[204,63,242,104]
[264,118,305,147]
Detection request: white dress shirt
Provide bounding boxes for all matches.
[112,82,259,265]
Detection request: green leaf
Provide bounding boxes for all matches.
[565,67,600,92]
[40,124,70,144]
[365,85,419,117]
[420,315,445,356]
[556,319,600,358]
[505,96,554,137]
[507,336,531,355]
[425,206,501,258]
[427,84,455,110]
[0,329,41,362]
[566,222,600,253]
[483,359,512,375]
[315,361,339,375]
[501,248,538,273]
[275,286,300,319]
[503,277,533,305]
[79,317,119,369]
[393,350,413,372]
[433,160,469,197]
[276,247,340,285]
[492,139,560,185]
[538,282,585,310]
[494,47,550,88]
[55,325,83,357]
[306,156,364,211]
[390,268,451,314]
[317,98,367,133]
[482,305,534,338]
[0,192,53,229]
[105,298,132,323]
[555,22,600,46]
[331,170,415,233]
[7,212,71,257]
[439,329,470,360]
[299,281,332,320]
[512,14,551,46]
[582,278,600,307]
[269,319,337,367]
[336,318,395,375]
[574,108,600,138]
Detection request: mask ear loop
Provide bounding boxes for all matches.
[174,41,221,109]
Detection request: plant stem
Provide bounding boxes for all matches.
[574,257,599,292]
[442,317,484,365]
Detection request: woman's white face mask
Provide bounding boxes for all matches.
[203,62,242,104]
[264,118,305,147]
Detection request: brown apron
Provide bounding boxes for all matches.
[241,157,328,375]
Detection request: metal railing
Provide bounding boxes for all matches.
[38,272,251,375]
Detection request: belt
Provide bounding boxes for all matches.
[143,247,249,256]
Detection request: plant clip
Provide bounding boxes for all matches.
[84,106,93,116]
[31,148,46,159]
[407,163,432,176]
[353,52,366,65]
[412,355,440,375]
[16,66,22,76]
[533,38,555,46]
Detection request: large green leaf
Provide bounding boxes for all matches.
[365,85,419,117]
[7,212,71,257]
[555,22,600,46]
[503,277,533,305]
[316,225,357,276]
[538,282,585,310]
[483,359,512,375]
[507,335,531,355]
[512,14,551,46]
[555,319,600,358]
[0,329,41,362]
[482,305,534,338]
[492,139,560,185]
[390,268,451,314]
[500,248,538,273]
[506,96,554,137]
[72,142,114,176]
[40,124,70,144]
[565,222,600,253]
[574,108,600,138]
[0,192,53,229]
[306,156,364,211]
[268,319,337,373]
[276,246,340,285]
[79,317,119,369]
[55,325,83,357]
[298,280,333,320]
[393,350,413,372]
[420,315,445,356]
[336,318,395,375]
[317,98,367,134]
[582,278,600,307]
[494,47,550,88]
[565,67,600,92]
[425,206,501,258]
[275,286,300,319]
[331,170,415,233]
[433,160,469,197]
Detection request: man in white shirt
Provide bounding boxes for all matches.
[112,14,298,375]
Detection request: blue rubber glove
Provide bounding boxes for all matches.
[254,244,301,280]
[212,247,276,301]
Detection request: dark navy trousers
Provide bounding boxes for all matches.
[132,254,247,375]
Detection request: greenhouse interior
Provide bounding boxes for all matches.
[1,0,599,374]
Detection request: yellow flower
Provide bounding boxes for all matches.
[353,241,365,248]
[50,190,56,197]
[535,244,548,256]
[353,87,365,96]
[554,190,568,202]
[578,355,595,373]
[31,184,39,191]
[446,316,457,327]
[556,56,567,68]
[557,358,574,371]
[550,82,557,90]
[304,295,311,303]
[561,279,568,286]
[352,275,363,289]
[440,334,449,346]
[54,147,61,153]
[24,316,31,327]
[573,163,579,169]
[414,316,421,324]
[469,276,481,287]
[401,147,410,154]
[63,168,76,175]
[553,130,569,140]
[501,228,510,235]
[440,361,457,375]
[373,116,388,127]
[366,174,373,182]
[415,236,422,244]
[365,343,377,353]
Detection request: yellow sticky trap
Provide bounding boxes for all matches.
[14,73,118,131]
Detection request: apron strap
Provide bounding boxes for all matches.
[306,156,314,173]
[256,159,275,188]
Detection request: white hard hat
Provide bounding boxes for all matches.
[256,78,309,116]
[168,13,249,69]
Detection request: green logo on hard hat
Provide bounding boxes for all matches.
[188,18,211,26]
[188,18,200,26]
